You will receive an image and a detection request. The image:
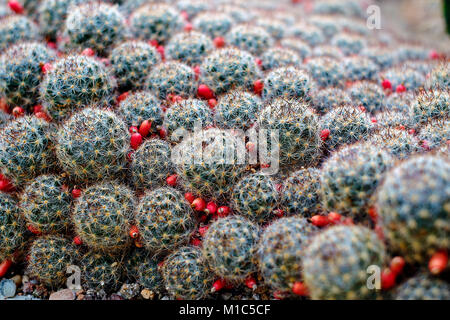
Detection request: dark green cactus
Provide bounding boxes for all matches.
[117,91,163,129]
[394,274,450,300]
[137,255,164,291]
[166,31,213,66]
[343,56,379,82]
[80,251,123,292]
[418,119,449,151]
[262,66,313,100]
[311,88,351,115]
[306,57,344,88]
[411,90,449,126]
[0,15,40,51]
[331,33,366,56]
[225,24,274,56]
[192,12,233,39]
[349,81,386,114]
[260,47,301,71]
[369,128,421,160]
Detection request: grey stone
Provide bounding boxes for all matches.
[49,289,76,300]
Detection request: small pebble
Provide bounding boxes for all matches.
[49,289,75,300]
[0,279,16,298]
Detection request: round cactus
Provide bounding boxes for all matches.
[418,119,449,151]
[0,193,26,261]
[64,2,127,55]
[80,251,123,292]
[130,3,184,44]
[164,98,213,142]
[303,225,386,300]
[199,48,261,95]
[0,15,40,51]
[376,155,449,263]
[176,0,209,19]
[146,61,197,100]
[0,116,55,186]
[256,18,287,40]
[362,47,397,70]
[260,47,301,71]
[280,38,311,60]
[307,57,345,88]
[410,90,449,126]
[281,167,322,217]
[162,246,214,299]
[385,92,414,113]
[166,31,213,66]
[311,87,351,115]
[135,188,196,254]
[369,128,421,160]
[110,41,161,91]
[173,128,247,200]
[262,66,313,100]
[257,217,318,291]
[0,42,56,110]
[225,24,274,56]
[331,33,366,56]
[117,91,163,129]
[130,139,173,191]
[290,23,325,46]
[320,142,393,220]
[257,98,321,168]
[0,111,12,129]
[40,55,116,122]
[427,63,449,90]
[56,107,130,183]
[382,67,425,91]
[124,247,147,282]
[202,216,260,281]
[137,255,164,291]
[349,81,385,114]
[21,174,72,234]
[343,56,379,82]
[232,173,278,223]
[309,14,342,38]
[27,236,79,288]
[396,44,428,62]
[192,11,233,38]
[393,274,450,300]
[375,110,412,130]
[214,90,262,131]
[311,44,344,60]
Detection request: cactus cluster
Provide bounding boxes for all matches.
[410,90,449,126]
[343,56,379,82]
[311,88,351,115]
[349,81,385,114]
[192,12,233,38]
[0,15,40,50]
[260,48,301,71]
[117,91,163,129]
[226,24,274,56]
[166,31,213,66]
[394,274,450,300]
[369,128,421,160]
[262,67,312,100]
[307,57,344,88]
[0,193,26,261]
[80,251,123,292]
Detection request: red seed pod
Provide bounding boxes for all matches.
[0,174,14,192]
[428,250,448,275]
[273,209,284,218]
[255,58,262,66]
[0,259,13,278]
[245,277,257,290]
[8,1,24,14]
[73,236,83,245]
[253,80,264,96]
[205,202,217,215]
[180,11,189,21]
[72,188,81,199]
[207,98,217,109]
[370,117,377,123]
[156,45,165,60]
[198,225,209,237]
[184,192,195,204]
[166,174,178,187]
[81,48,95,56]
[358,106,366,112]
[149,40,159,47]
[327,212,342,224]
[292,281,309,296]
[27,225,41,235]
[381,269,396,290]
[197,84,215,100]
[190,238,202,247]
[311,215,329,227]
[390,256,406,275]
[158,127,168,139]
[35,111,51,121]
[396,84,406,93]
[12,106,24,118]
[117,92,129,103]
[41,62,53,74]
[381,79,392,90]
[211,279,226,293]
[213,37,225,48]
[129,225,140,239]
[429,50,440,60]
[320,129,330,141]
[184,22,193,32]
[193,65,200,80]
[139,120,152,137]
[192,198,206,211]
[130,132,143,150]
[47,41,57,50]
[33,105,44,113]
[217,206,230,217]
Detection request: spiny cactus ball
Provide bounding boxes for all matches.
[280,38,311,60]
[73,182,135,253]
[0,193,26,261]
[21,174,72,234]
[117,91,163,129]
[137,256,164,291]
[130,139,172,191]
[290,23,325,46]
[0,111,12,128]
[369,128,421,160]
[176,0,209,19]
[135,188,196,254]
[376,155,449,263]
[309,15,342,38]
[232,173,278,224]
[164,98,213,142]
[306,57,345,88]
[260,47,301,71]
[362,46,397,70]
[427,63,449,90]
[262,67,313,101]
[349,81,385,114]
[311,87,351,115]
[40,55,116,122]
[375,110,412,130]
[56,108,129,183]
[130,3,184,44]
[418,119,449,151]
[0,42,56,110]
[281,167,322,217]
[393,274,450,300]
[162,246,214,299]
[312,44,344,60]
[214,90,262,131]
[331,33,367,56]
[64,2,127,55]
[146,62,197,100]
[225,24,274,56]
[173,128,247,200]
[343,56,379,82]
[124,248,147,282]
[257,217,318,291]
[258,98,321,168]
[385,92,414,113]
[27,236,79,288]
[0,116,55,186]
[202,216,260,280]
[256,18,287,40]
[0,15,40,51]
[320,142,393,220]
[200,48,261,95]
[411,90,449,126]
[192,12,233,39]
[80,251,123,292]
[303,225,386,300]
[110,41,161,90]
[166,31,213,66]
[382,67,425,91]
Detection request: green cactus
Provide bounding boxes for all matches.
[262,67,313,100]
[290,23,325,46]
[0,15,40,51]
[312,44,344,60]
[256,18,287,40]
[331,33,366,56]
[176,0,209,19]
[376,155,449,263]
[192,12,233,39]
[418,119,449,151]
[80,251,123,292]
[306,57,345,88]
[225,24,274,56]
[303,225,386,300]
[369,128,421,160]
[257,217,318,291]
[375,110,412,130]
[280,38,311,60]
[137,255,164,291]
[0,193,27,262]
[394,274,450,300]
[362,47,397,70]
[410,90,449,126]
[166,31,214,66]
[0,111,12,128]
[382,67,425,91]
[309,14,342,38]
[260,47,301,71]
[385,92,414,114]
[117,91,163,129]
[427,63,449,90]
[311,88,351,115]
[349,81,386,114]
[56,107,130,183]
[343,56,379,82]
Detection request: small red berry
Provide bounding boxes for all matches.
[72,188,81,199]
[0,259,13,278]
[184,192,195,204]
[47,41,57,50]
[408,129,416,135]
[8,1,24,14]
[253,80,264,96]
[207,98,217,109]
[130,132,143,150]
[117,92,129,103]
[292,281,309,296]
[390,256,406,275]
[149,40,159,47]
[428,250,448,275]
[0,175,13,192]
[180,11,189,21]
[193,65,201,80]
[273,209,284,218]
[129,126,138,134]
[156,45,165,60]
[73,236,83,245]
[255,58,262,66]
[358,105,366,112]
[320,129,330,141]
[381,269,396,290]
[81,48,95,56]
[368,206,378,222]
[198,225,209,237]
[158,127,168,139]
[327,212,342,224]
[311,215,329,227]
[429,50,440,60]
[27,225,41,235]
[197,84,215,100]
[245,277,257,290]
[192,198,206,211]
[371,117,377,123]
[166,174,178,187]
[41,62,53,74]
[33,105,44,113]
[217,206,230,217]
[382,79,392,90]
[129,225,139,239]
[12,106,24,118]
[396,84,406,93]
[35,111,51,121]
[184,22,193,32]
[211,279,226,293]
[190,238,202,246]
[273,291,284,300]
[213,37,225,48]
[205,201,217,215]
[139,120,152,137]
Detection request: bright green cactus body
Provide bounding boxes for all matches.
[192,12,233,38]
[257,98,321,169]
[311,88,351,115]
[303,225,386,300]
[214,90,262,131]
[174,128,248,200]
[64,2,127,55]
[262,66,313,100]
[0,193,26,261]
[80,251,123,292]
[418,119,449,151]
[21,174,72,234]
[281,167,322,217]
[146,61,197,100]
[257,217,318,291]
[320,142,393,220]
[162,246,214,299]
[280,38,311,60]
[225,24,274,56]
[394,274,450,300]
[117,91,163,129]
[307,57,344,88]
[40,55,116,122]
[130,139,173,191]
[130,3,184,44]
[231,173,278,224]
[0,15,40,51]
[376,155,449,263]
[290,23,325,46]
[331,33,366,55]
[200,48,261,95]
[110,41,161,91]
[0,116,55,186]
[27,236,79,288]
[166,31,213,66]
[164,98,213,142]
[73,182,135,253]
[202,216,260,281]
[343,56,379,82]
[349,81,386,114]
[0,42,56,110]
[260,48,301,71]
[369,128,421,160]
[411,90,449,126]
[135,188,196,254]
[56,108,130,183]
